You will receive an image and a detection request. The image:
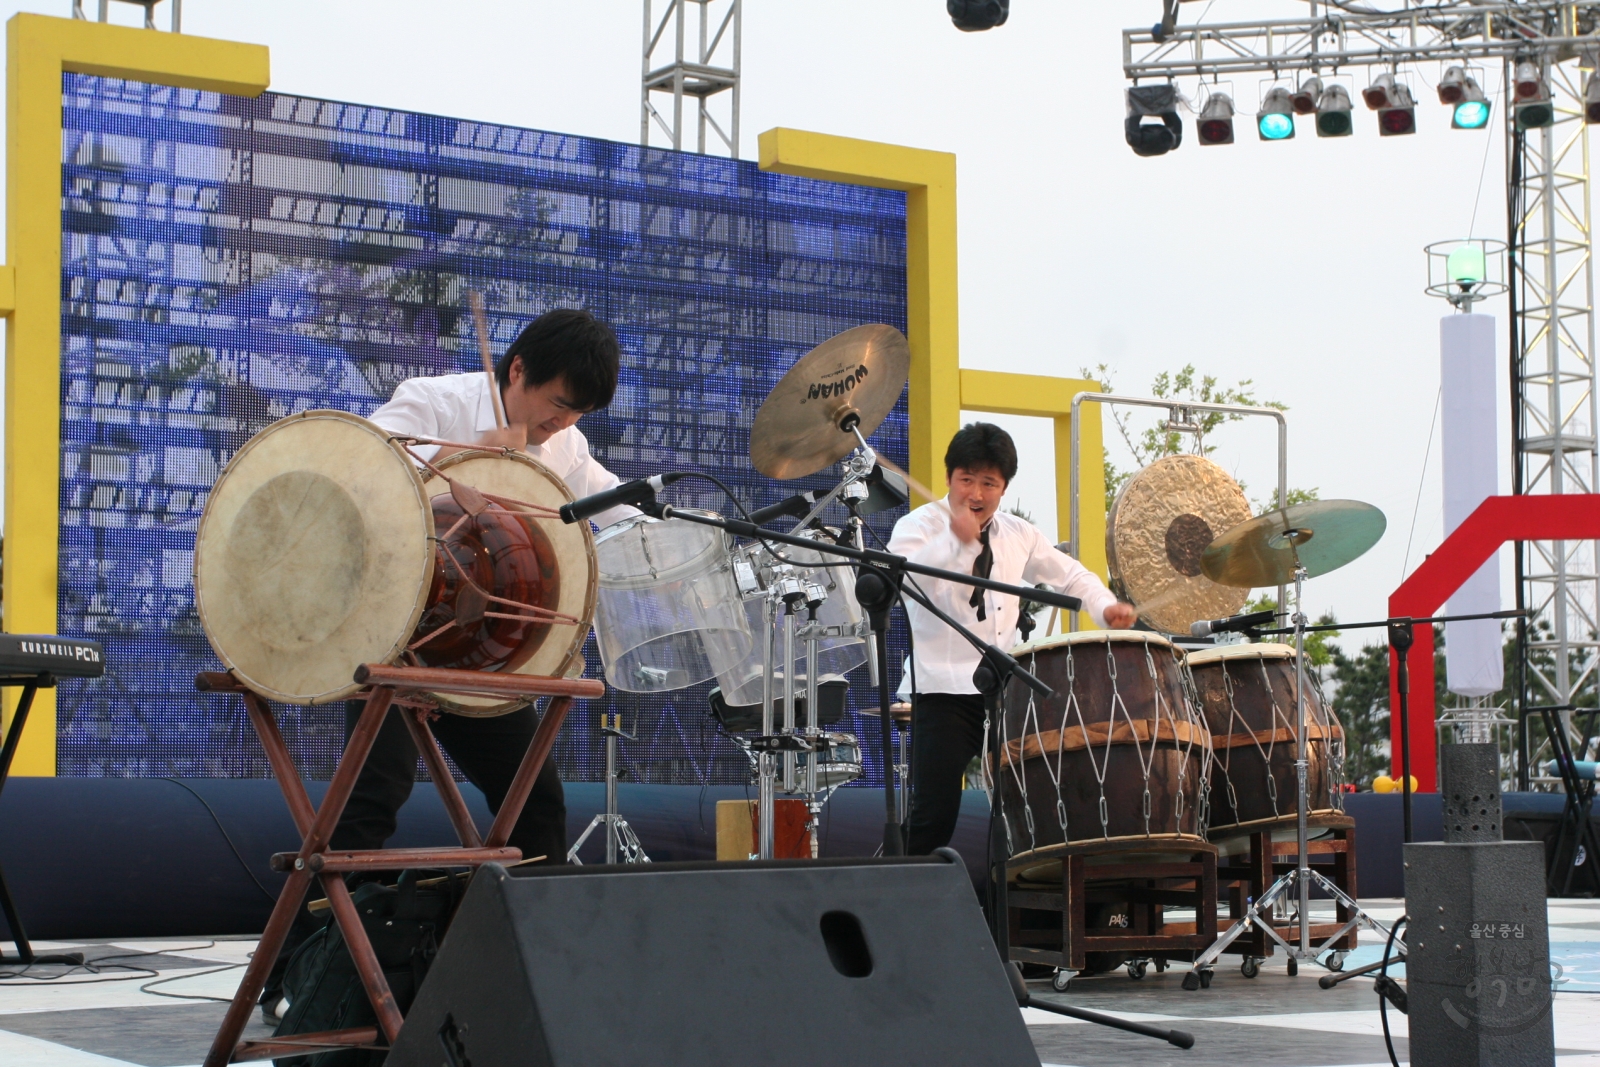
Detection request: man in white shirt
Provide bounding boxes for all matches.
[261,308,627,1020]
[890,422,1136,855]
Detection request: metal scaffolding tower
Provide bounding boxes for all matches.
[1122,1,1600,778]
[641,0,741,156]
[1510,56,1600,729]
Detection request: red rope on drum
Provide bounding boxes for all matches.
[390,437,564,520]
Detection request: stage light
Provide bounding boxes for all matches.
[947,0,1008,31]
[1258,86,1295,141]
[1363,72,1398,110]
[1289,76,1323,115]
[1446,72,1491,129]
[1438,66,1470,105]
[1514,59,1554,128]
[1196,93,1235,146]
[1315,84,1354,137]
[1378,83,1417,136]
[1587,73,1600,123]
[1514,60,1543,101]
[1125,84,1183,157]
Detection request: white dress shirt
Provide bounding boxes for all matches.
[889,497,1119,695]
[366,371,635,529]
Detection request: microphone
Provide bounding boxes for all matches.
[1189,609,1278,638]
[559,473,685,524]
[749,491,817,526]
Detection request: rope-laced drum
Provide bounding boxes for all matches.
[1185,642,1346,838]
[194,410,596,711]
[1001,631,1212,879]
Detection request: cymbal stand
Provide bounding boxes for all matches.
[566,713,649,865]
[1187,563,1398,986]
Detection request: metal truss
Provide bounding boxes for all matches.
[1123,2,1600,777]
[1511,55,1600,749]
[641,0,740,157]
[1124,2,1600,82]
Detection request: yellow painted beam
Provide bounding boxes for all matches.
[959,368,1109,614]
[3,15,269,775]
[0,265,15,316]
[758,128,959,504]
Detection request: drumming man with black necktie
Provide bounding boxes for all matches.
[889,422,1137,855]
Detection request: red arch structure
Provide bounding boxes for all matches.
[1388,493,1600,791]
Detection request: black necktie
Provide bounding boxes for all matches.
[969,524,992,621]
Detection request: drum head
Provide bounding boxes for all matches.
[1106,454,1251,635]
[422,450,597,716]
[194,411,433,704]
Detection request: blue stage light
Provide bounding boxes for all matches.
[1257,87,1296,141]
[1453,100,1491,129]
[1258,113,1294,139]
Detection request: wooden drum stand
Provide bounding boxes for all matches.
[197,663,604,1067]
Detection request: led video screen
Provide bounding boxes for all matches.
[56,74,908,783]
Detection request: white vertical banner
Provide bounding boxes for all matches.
[1439,312,1503,696]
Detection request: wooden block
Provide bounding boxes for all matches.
[714,798,811,860]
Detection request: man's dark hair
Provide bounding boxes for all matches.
[944,422,1017,484]
[494,308,620,411]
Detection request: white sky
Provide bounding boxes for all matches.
[0,0,1527,652]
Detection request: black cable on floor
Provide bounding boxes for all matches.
[0,941,220,986]
[1378,915,1408,1067]
[158,777,279,904]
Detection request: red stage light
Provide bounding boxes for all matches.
[1438,83,1464,104]
[1199,119,1232,143]
[1380,107,1416,135]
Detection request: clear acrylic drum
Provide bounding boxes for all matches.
[714,529,870,708]
[593,513,751,692]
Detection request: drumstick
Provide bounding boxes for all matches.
[468,290,509,430]
[1130,584,1189,619]
[871,453,940,504]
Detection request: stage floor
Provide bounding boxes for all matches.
[3,899,1599,1066]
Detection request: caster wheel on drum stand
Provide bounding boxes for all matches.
[1287,957,1299,977]
[1126,960,1148,980]
[1153,958,1167,973]
[1240,957,1260,979]
[1051,970,1073,993]
[1326,951,1347,972]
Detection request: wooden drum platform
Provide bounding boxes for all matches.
[1212,811,1358,966]
[1006,837,1219,981]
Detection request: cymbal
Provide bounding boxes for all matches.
[860,702,913,723]
[750,324,910,480]
[1200,499,1387,588]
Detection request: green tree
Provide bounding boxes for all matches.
[1083,363,1317,514]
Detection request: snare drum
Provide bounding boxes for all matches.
[1185,642,1345,835]
[797,731,862,790]
[592,514,752,692]
[1001,631,1211,861]
[194,411,596,710]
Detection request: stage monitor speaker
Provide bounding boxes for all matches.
[387,853,1040,1067]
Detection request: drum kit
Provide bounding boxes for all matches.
[193,319,1400,986]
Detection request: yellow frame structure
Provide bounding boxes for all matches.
[758,128,1108,576]
[1,15,269,775]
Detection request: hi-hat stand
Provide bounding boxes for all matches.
[567,713,649,865]
[1188,595,1528,986]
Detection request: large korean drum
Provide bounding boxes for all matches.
[1000,631,1212,871]
[1185,642,1346,836]
[194,410,596,712]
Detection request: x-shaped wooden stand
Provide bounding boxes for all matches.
[196,663,604,1066]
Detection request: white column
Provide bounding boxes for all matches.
[1440,311,1503,696]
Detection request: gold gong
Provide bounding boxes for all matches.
[1106,454,1251,634]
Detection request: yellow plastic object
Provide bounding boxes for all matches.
[1,15,269,775]
[1372,775,1420,793]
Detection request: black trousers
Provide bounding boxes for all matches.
[906,692,987,855]
[263,698,566,1004]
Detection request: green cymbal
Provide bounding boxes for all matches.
[1200,499,1387,589]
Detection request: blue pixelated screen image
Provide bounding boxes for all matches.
[56,75,908,783]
